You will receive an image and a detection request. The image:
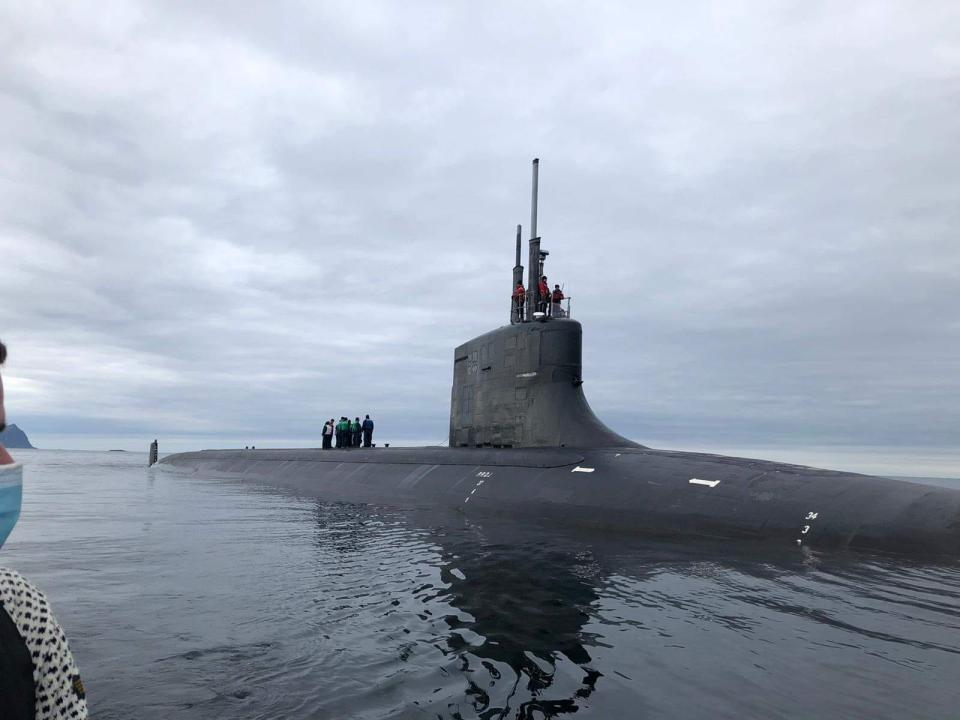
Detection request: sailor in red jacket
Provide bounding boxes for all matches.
[538,275,550,314]
[512,282,526,322]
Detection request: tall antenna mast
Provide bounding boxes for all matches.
[530,158,539,241]
[527,158,541,319]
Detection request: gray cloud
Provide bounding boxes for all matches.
[1,2,958,473]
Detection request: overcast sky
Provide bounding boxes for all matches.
[1,2,958,474]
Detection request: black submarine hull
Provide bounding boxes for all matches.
[160,445,960,555]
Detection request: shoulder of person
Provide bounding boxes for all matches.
[0,566,45,606]
[0,566,89,718]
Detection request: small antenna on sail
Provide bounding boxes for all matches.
[512,224,524,323]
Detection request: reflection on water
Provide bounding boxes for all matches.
[4,450,960,719]
[432,532,602,718]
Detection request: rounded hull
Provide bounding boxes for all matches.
[161,446,960,556]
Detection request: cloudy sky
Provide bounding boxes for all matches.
[2,1,958,474]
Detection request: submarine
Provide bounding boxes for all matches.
[162,160,960,556]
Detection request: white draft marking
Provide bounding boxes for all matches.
[571,466,595,473]
[516,371,538,378]
[464,478,486,504]
[689,478,720,488]
[797,510,820,544]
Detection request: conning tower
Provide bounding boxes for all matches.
[449,159,639,449]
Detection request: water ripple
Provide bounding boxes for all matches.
[4,450,959,719]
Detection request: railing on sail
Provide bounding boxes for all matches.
[511,295,572,323]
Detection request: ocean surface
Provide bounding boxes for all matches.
[3,449,960,719]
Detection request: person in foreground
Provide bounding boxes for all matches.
[0,340,88,719]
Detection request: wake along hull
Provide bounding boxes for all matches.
[160,446,960,556]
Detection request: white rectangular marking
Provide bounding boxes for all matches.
[689,478,720,488]
[571,466,595,473]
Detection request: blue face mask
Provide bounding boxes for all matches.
[0,463,23,549]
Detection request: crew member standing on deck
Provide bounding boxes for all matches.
[512,282,526,322]
[322,419,334,449]
[538,275,550,314]
[362,415,374,447]
[351,417,362,447]
[334,417,345,448]
[551,284,565,318]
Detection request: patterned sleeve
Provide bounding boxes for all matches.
[0,568,88,719]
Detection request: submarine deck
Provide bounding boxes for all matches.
[159,445,960,557]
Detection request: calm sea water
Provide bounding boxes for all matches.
[3,449,960,719]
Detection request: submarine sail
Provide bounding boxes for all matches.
[449,319,636,449]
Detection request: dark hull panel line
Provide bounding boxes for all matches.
[161,160,960,556]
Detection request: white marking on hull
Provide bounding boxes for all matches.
[464,477,486,503]
[797,510,820,545]
[689,478,720,488]
[571,466,595,473]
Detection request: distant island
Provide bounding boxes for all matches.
[0,424,34,449]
